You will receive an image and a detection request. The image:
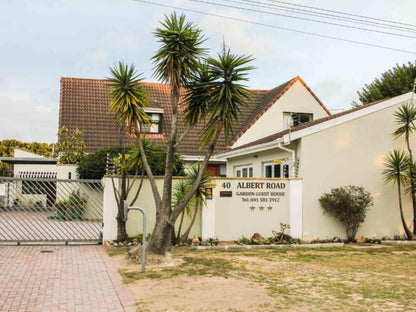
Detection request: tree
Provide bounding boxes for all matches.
[355,61,416,106]
[393,104,416,234]
[383,150,414,239]
[106,62,151,242]
[319,185,373,242]
[135,13,253,255]
[174,163,211,244]
[77,147,122,179]
[56,126,86,165]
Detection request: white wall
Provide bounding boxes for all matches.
[103,177,302,242]
[102,176,202,241]
[232,81,329,148]
[299,98,414,240]
[225,143,297,177]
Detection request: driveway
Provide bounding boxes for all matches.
[0,245,135,312]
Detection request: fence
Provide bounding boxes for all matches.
[0,177,103,243]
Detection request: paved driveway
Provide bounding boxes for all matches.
[0,245,135,312]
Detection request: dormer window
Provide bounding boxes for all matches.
[140,108,163,134]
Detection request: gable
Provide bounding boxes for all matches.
[231,78,330,149]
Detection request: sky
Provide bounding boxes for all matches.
[1,0,415,143]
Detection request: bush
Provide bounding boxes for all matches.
[319,185,373,242]
[77,147,122,179]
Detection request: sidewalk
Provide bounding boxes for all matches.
[0,245,136,312]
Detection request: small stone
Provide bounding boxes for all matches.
[251,233,264,245]
[356,236,366,244]
[192,236,200,246]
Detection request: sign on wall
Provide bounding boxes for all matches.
[213,179,292,240]
[219,180,287,212]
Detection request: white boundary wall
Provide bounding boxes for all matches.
[102,176,302,241]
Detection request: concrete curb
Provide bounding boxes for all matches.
[194,242,345,250]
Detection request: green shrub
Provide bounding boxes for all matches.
[238,236,251,245]
[319,185,373,242]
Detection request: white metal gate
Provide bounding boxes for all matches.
[0,176,103,244]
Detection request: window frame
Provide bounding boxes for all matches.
[284,112,313,128]
[235,164,253,177]
[263,160,289,178]
[140,112,163,134]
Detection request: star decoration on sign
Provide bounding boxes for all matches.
[259,206,264,211]
[249,206,255,211]
[267,206,273,211]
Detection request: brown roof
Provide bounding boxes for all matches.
[59,76,327,156]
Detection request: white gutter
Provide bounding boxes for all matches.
[277,142,296,178]
[181,155,225,164]
[215,139,283,160]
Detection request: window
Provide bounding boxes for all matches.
[264,160,289,178]
[284,112,313,128]
[235,165,253,177]
[141,113,162,133]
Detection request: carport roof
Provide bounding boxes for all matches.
[0,157,57,165]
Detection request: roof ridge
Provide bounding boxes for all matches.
[60,77,171,87]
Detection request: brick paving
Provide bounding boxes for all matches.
[0,245,136,312]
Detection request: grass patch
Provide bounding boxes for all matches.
[115,244,416,311]
[106,246,129,257]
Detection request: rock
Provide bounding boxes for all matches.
[302,232,317,243]
[356,235,366,244]
[192,236,200,246]
[251,233,264,245]
[333,236,342,243]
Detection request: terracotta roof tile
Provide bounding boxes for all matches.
[59,76,325,156]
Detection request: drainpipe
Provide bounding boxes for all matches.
[277,142,296,178]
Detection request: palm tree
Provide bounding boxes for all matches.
[144,12,206,254]
[179,163,211,243]
[106,62,150,241]
[383,149,413,239]
[184,48,254,149]
[172,180,192,244]
[393,103,416,233]
[168,48,254,245]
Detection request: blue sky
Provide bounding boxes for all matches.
[1,0,415,143]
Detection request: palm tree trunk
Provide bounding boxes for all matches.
[180,202,200,244]
[175,210,185,244]
[147,214,174,255]
[398,181,413,239]
[405,132,416,234]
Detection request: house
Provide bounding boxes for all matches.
[59,76,330,175]
[0,149,79,208]
[217,92,416,239]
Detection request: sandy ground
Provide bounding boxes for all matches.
[112,253,277,312]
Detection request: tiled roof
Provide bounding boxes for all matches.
[59,76,324,156]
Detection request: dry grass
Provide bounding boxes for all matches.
[108,245,416,311]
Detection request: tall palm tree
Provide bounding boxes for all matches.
[168,48,254,238]
[145,12,206,254]
[106,62,150,241]
[383,149,413,239]
[393,103,416,233]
